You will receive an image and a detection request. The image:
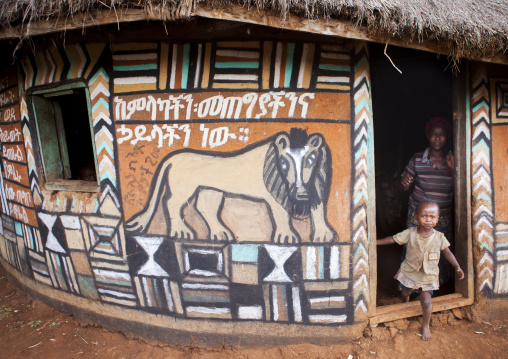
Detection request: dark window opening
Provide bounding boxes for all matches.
[370,44,455,306]
[32,86,98,191]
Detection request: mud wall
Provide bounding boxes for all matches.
[0,23,372,343]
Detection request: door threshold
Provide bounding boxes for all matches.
[369,293,474,326]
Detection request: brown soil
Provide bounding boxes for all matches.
[1,265,507,359]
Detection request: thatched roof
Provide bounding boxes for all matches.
[0,0,507,62]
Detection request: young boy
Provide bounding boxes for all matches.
[377,200,464,340]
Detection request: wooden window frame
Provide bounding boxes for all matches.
[369,62,474,325]
[31,82,100,193]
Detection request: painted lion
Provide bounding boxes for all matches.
[125,128,336,243]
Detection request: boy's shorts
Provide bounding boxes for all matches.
[399,282,433,296]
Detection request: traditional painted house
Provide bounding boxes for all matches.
[0,0,506,345]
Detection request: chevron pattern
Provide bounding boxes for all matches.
[351,42,371,321]
[20,43,105,90]
[90,68,120,211]
[471,65,495,296]
[19,90,42,207]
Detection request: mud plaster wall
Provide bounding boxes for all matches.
[0,26,373,340]
[470,62,508,297]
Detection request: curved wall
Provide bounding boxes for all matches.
[0,22,373,344]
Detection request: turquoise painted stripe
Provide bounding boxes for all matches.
[318,246,324,279]
[90,68,109,82]
[181,44,190,89]
[354,188,368,204]
[496,243,508,248]
[114,64,157,71]
[355,142,368,157]
[284,43,295,88]
[480,242,493,252]
[93,198,99,213]
[354,287,367,301]
[29,228,35,249]
[473,101,489,113]
[71,197,77,212]
[100,172,117,186]
[92,98,110,112]
[96,141,115,158]
[354,56,368,71]
[55,197,60,212]
[65,48,75,80]
[95,278,133,287]
[15,221,23,236]
[232,244,258,263]
[354,242,368,257]
[355,98,369,114]
[472,140,490,153]
[183,295,230,303]
[319,64,351,72]
[476,192,492,203]
[215,62,259,69]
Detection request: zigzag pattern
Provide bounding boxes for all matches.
[470,65,494,295]
[89,68,120,210]
[21,43,104,90]
[19,90,42,206]
[351,42,370,321]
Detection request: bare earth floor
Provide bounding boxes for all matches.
[1,265,507,359]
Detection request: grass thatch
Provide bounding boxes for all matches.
[0,0,506,60]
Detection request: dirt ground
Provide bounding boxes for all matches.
[1,265,507,359]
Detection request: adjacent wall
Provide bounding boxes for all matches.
[0,23,373,343]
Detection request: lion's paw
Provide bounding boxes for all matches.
[170,222,195,240]
[312,227,337,243]
[209,228,235,241]
[274,228,300,244]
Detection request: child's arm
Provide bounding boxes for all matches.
[377,236,396,245]
[442,248,465,280]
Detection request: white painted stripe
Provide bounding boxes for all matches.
[170,44,177,89]
[216,50,259,58]
[213,74,258,81]
[188,248,217,255]
[182,283,228,290]
[273,42,282,88]
[320,52,350,60]
[297,43,308,88]
[60,215,81,230]
[292,286,302,322]
[330,246,340,279]
[317,76,350,83]
[194,44,202,88]
[98,288,137,299]
[309,314,347,323]
[238,306,263,320]
[163,279,174,311]
[186,306,230,314]
[113,76,157,85]
[113,53,157,61]
[93,269,131,280]
[309,296,345,304]
[306,247,317,280]
[189,269,218,277]
[272,285,279,321]
[142,277,152,306]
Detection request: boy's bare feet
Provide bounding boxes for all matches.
[421,325,432,340]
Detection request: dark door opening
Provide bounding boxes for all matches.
[370,43,455,306]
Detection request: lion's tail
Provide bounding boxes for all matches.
[124,159,173,234]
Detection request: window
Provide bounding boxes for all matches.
[31,83,99,192]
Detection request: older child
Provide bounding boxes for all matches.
[377,200,464,341]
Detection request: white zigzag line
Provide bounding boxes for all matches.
[475,217,494,230]
[94,127,113,142]
[355,158,367,172]
[91,82,111,99]
[353,208,366,225]
[93,112,112,127]
[479,279,493,291]
[472,85,489,103]
[352,226,367,243]
[98,156,115,172]
[354,176,367,193]
[355,300,368,313]
[472,110,489,126]
[472,151,490,166]
[474,204,493,218]
[472,123,491,141]
[478,229,494,246]
[478,252,494,267]
[30,177,41,193]
[474,177,492,193]
[100,185,120,208]
[472,69,487,89]
[354,112,370,130]
[354,127,368,146]
[479,266,494,278]
[473,167,491,182]
[353,83,369,102]
[353,68,369,88]
[354,258,368,272]
[354,274,368,290]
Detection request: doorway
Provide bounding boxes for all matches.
[369,43,473,321]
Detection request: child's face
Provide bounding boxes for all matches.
[427,126,448,152]
[417,204,440,230]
